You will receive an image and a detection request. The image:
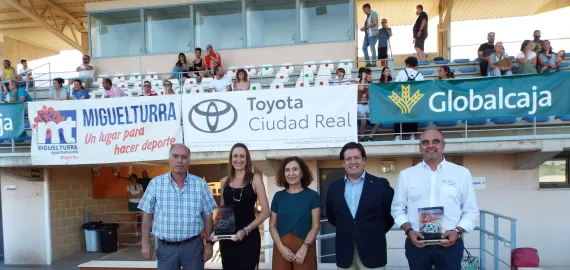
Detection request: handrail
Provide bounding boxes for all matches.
[450,37,570,49]
[479,210,517,269]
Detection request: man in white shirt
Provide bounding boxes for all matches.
[391,129,479,270]
[18,59,33,88]
[76,55,96,89]
[394,56,424,82]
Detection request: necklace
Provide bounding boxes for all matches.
[232,186,243,202]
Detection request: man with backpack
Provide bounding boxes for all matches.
[393,56,424,140]
[394,56,424,82]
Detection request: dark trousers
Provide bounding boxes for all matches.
[479,59,489,76]
[156,237,204,270]
[405,238,464,270]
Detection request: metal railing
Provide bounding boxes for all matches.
[84,209,516,269]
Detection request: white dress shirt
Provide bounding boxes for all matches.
[391,159,479,233]
[394,68,424,82]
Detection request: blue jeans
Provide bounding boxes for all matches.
[537,64,561,73]
[362,34,377,66]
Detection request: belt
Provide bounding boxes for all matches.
[159,235,199,245]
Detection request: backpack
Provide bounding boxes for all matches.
[404,69,418,82]
[511,248,539,270]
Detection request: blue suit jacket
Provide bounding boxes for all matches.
[326,173,394,268]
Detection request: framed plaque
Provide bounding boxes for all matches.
[418,206,448,245]
[212,206,237,241]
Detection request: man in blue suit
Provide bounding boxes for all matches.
[326,142,394,270]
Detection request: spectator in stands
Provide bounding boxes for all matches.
[413,5,428,61]
[357,93,380,142]
[531,30,542,53]
[357,67,372,100]
[18,59,33,88]
[233,69,250,91]
[1,60,20,89]
[270,156,320,270]
[49,78,68,100]
[379,67,392,83]
[76,55,96,89]
[377,18,392,67]
[189,48,207,78]
[551,50,566,68]
[209,66,232,92]
[515,40,538,75]
[437,65,455,79]
[140,81,158,96]
[70,79,89,100]
[477,32,495,76]
[333,68,351,86]
[127,174,143,238]
[391,129,479,270]
[394,56,424,82]
[205,44,222,71]
[164,81,176,95]
[102,78,127,98]
[487,42,513,77]
[360,3,379,67]
[168,53,189,81]
[537,40,561,73]
[4,80,31,103]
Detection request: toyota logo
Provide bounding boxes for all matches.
[188,99,238,133]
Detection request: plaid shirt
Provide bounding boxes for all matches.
[138,172,217,241]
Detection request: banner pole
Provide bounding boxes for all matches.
[533,118,537,135]
[464,121,468,138]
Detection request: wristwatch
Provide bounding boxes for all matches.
[206,239,213,245]
[305,243,311,249]
[448,228,461,238]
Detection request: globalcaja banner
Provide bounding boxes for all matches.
[369,72,570,123]
[28,95,183,165]
[182,86,358,152]
[0,103,26,140]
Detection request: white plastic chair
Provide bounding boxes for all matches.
[314,77,330,87]
[190,85,205,94]
[269,80,285,90]
[249,83,262,91]
[339,59,354,72]
[112,73,126,83]
[260,65,275,78]
[279,63,294,75]
[226,67,239,79]
[128,73,142,86]
[275,71,290,83]
[243,65,258,78]
[144,72,158,81]
[303,62,317,74]
[200,77,213,89]
[295,78,311,88]
[319,60,334,74]
[300,68,314,83]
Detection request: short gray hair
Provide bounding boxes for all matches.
[169,143,190,156]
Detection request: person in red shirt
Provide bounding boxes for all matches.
[139,80,158,97]
[205,44,222,71]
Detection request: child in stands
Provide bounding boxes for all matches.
[333,68,351,86]
[357,92,380,142]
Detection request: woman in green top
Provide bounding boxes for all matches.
[270,156,321,270]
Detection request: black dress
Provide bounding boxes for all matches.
[220,177,261,270]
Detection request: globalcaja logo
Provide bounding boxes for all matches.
[389,85,424,114]
[188,99,238,133]
[33,105,77,144]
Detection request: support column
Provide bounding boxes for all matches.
[437,0,453,59]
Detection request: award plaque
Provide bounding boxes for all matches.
[212,206,237,241]
[418,206,446,245]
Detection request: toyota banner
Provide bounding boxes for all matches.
[182,86,358,152]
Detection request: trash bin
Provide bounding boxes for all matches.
[82,221,102,252]
[97,223,120,253]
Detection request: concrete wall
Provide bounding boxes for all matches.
[0,171,49,265]
[49,167,130,262]
[0,36,60,66]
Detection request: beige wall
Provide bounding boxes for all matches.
[49,167,130,262]
[91,41,355,78]
[0,28,75,52]
[261,155,570,268]
[0,172,49,265]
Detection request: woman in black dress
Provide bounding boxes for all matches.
[212,143,270,270]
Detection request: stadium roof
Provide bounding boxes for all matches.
[0,0,110,30]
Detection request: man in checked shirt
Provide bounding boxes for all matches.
[138,143,217,270]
